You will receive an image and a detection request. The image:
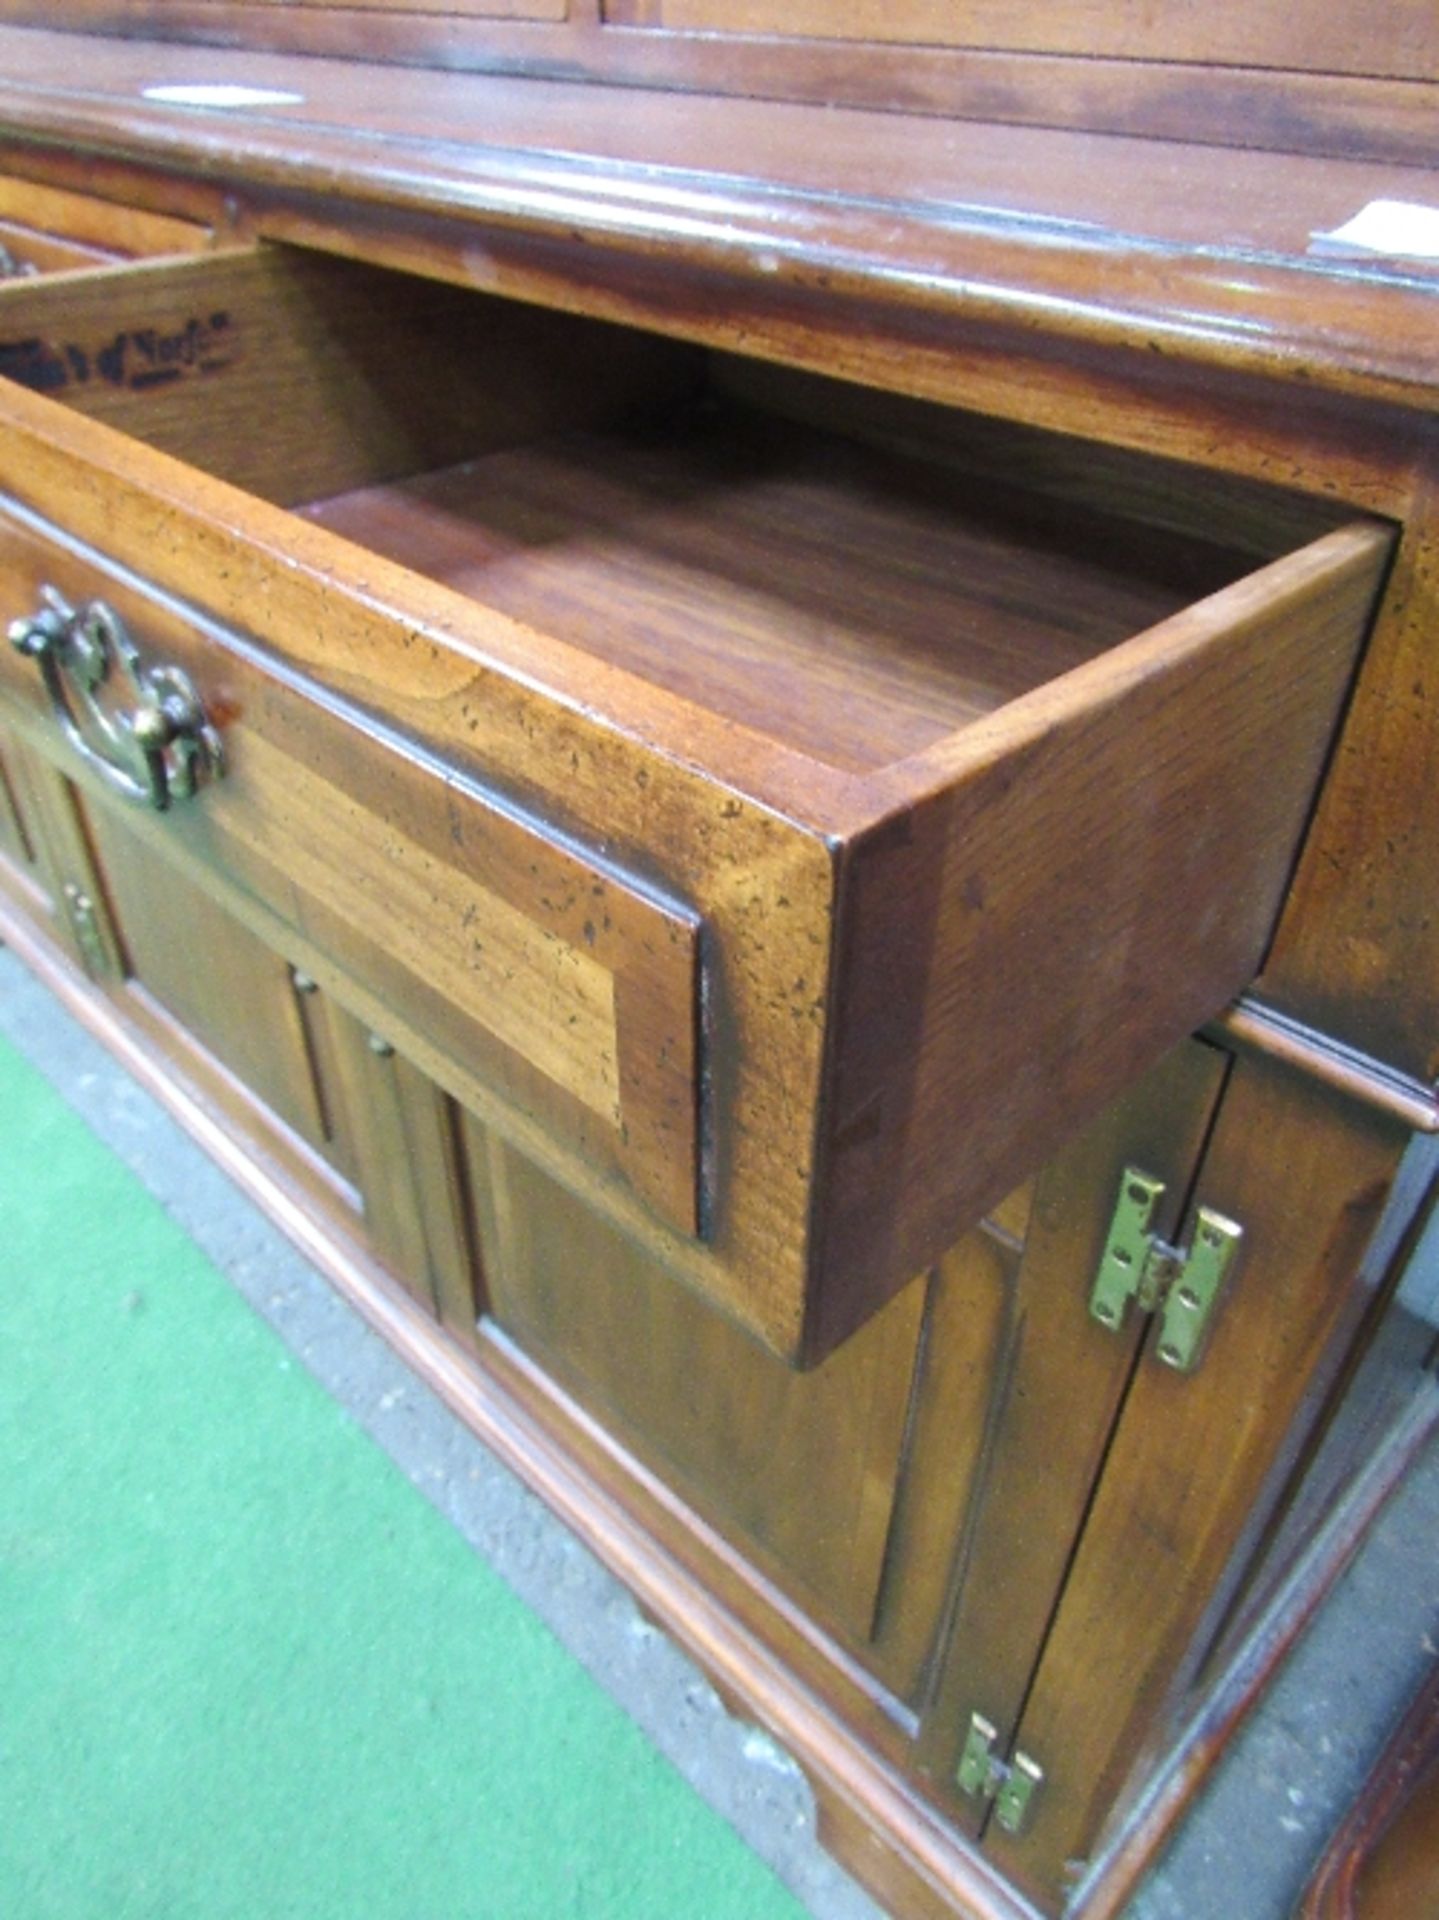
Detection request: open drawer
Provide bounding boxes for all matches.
[0,243,1392,1361]
[0,172,212,280]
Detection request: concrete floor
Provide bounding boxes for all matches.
[2,941,1435,1920]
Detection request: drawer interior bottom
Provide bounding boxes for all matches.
[297,400,1251,776]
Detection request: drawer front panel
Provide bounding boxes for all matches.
[0,507,702,1235]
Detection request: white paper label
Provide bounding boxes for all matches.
[141,84,305,109]
[1310,198,1439,262]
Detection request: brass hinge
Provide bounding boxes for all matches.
[1089,1167,1243,1373]
[956,1712,1044,1835]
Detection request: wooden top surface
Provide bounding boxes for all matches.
[0,24,1433,414]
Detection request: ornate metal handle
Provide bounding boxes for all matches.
[9,587,224,810]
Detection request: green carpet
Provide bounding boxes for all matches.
[0,1028,805,1920]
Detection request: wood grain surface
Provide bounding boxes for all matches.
[300,407,1238,776]
[0,500,705,1241]
[466,1121,929,1648]
[0,371,838,1356]
[0,220,113,276]
[0,244,700,508]
[606,0,1438,81]
[0,4,1431,163]
[985,1057,1410,1899]
[0,721,123,976]
[809,521,1391,1354]
[0,24,1432,425]
[910,1044,1228,1820]
[0,34,1432,1920]
[0,243,1398,1356]
[1260,474,1439,1081]
[0,169,211,257]
[0,729,44,882]
[86,802,335,1153]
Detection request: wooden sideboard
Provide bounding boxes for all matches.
[0,14,1434,1917]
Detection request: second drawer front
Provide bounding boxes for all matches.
[0,506,702,1236]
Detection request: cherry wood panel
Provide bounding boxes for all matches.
[0,245,1397,1356]
[285,968,358,1187]
[0,721,123,976]
[319,1010,441,1318]
[0,723,87,958]
[1260,479,1439,1081]
[85,803,333,1152]
[0,6,1430,164]
[711,357,1351,565]
[464,1119,929,1649]
[808,525,1388,1354]
[908,1044,1228,1824]
[0,727,40,876]
[314,992,484,1345]
[0,243,700,509]
[0,52,1429,1920]
[606,0,1438,83]
[0,28,1433,428]
[2,822,1432,1920]
[0,837,369,1242]
[1187,1149,1439,1688]
[0,222,115,276]
[0,737,367,1233]
[0,171,211,258]
[988,1057,1411,1902]
[274,0,565,13]
[301,407,1242,776]
[697,392,1436,1105]
[0,533,829,1359]
[0,504,705,1242]
[862,1212,1021,1713]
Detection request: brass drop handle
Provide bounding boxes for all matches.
[9,587,223,811]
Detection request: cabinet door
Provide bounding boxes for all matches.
[462,1118,927,1649]
[12,767,482,1336]
[85,804,335,1159]
[887,1042,1229,1827]
[980,1054,1411,1901]
[459,1042,1231,1707]
[0,731,36,876]
[0,723,123,976]
[0,727,54,899]
[302,985,482,1346]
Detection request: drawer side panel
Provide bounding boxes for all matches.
[810,522,1394,1356]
